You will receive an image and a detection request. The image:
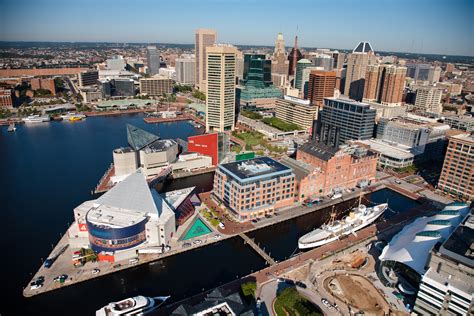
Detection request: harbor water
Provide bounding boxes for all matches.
[1,114,420,315]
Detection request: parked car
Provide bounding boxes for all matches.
[30,282,43,290]
[218,222,225,229]
[295,281,307,288]
[251,219,258,223]
[54,274,68,283]
[129,258,139,265]
[395,179,402,184]
[321,298,330,307]
[113,264,122,269]
[43,258,54,268]
[193,239,202,245]
[182,242,192,248]
[213,234,221,240]
[92,268,100,275]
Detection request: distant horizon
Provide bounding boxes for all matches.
[1,40,473,58]
[0,0,472,57]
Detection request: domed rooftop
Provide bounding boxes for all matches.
[297,58,312,64]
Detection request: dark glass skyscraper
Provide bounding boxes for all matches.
[238,54,281,105]
[146,46,161,75]
[315,97,376,147]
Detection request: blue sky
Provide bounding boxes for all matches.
[0,0,473,56]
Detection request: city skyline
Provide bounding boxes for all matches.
[1,0,473,56]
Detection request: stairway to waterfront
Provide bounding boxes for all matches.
[238,233,276,266]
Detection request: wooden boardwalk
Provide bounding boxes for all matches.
[239,233,276,266]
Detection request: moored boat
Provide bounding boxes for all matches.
[22,115,50,123]
[298,202,388,249]
[61,112,86,121]
[96,295,169,316]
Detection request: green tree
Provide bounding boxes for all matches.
[241,282,256,298]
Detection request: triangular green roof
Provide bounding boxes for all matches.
[126,124,159,151]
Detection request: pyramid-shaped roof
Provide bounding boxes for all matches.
[96,171,173,217]
[126,124,160,151]
[353,41,374,53]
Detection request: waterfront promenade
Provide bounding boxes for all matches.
[23,173,449,298]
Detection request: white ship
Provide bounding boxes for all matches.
[22,115,50,123]
[298,202,388,249]
[96,295,169,316]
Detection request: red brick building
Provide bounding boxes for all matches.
[30,78,56,95]
[293,141,378,201]
[0,89,13,108]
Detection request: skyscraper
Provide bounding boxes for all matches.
[270,32,289,76]
[406,63,441,83]
[363,64,407,106]
[205,45,237,132]
[414,86,443,114]
[175,57,195,85]
[238,54,281,106]
[438,133,474,200]
[344,41,376,101]
[308,70,337,107]
[294,59,312,92]
[146,46,161,75]
[315,97,376,147]
[288,36,303,76]
[195,29,217,91]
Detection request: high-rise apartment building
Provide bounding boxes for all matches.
[139,76,173,96]
[205,45,237,132]
[195,29,217,91]
[311,54,334,71]
[344,41,376,101]
[271,33,289,76]
[275,96,318,131]
[363,65,406,106]
[438,133,474,200]
[175,58,195,85]
[414,86,443,114]
[78,70,99,87]
[308,70,337,107]
[331,51,346,69]
[146,46,161,76]
[315,97,376,147]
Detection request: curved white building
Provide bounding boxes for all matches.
[379,202,470,275]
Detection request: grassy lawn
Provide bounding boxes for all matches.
[241,109,263,120]
[274,288,322,316]
[262,117,301,132]
[235,131,265,146]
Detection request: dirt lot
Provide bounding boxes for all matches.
[325,274,390,315]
